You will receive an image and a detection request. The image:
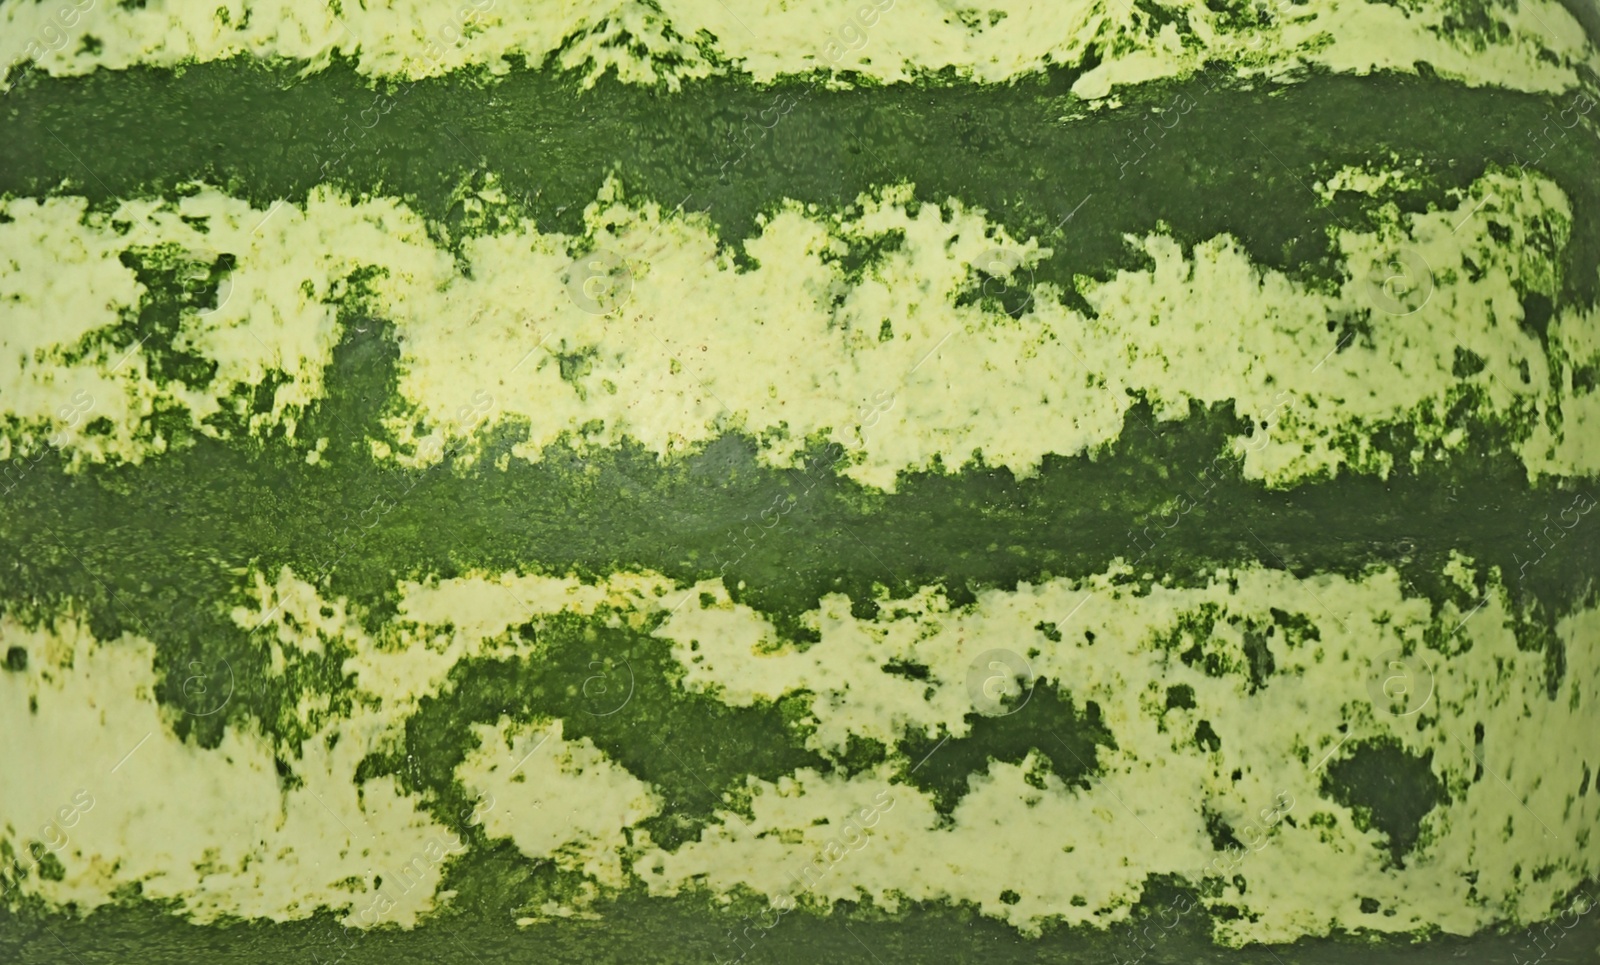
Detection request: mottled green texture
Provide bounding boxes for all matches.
[357,609,827,851]
[2,50,1600,965]
[5,884,1600,964]
[898,685,1113,815]
[0,293,1594,959]
[1321,737,1448,869]
[2,318,1595,751]
[3,63,1600,307]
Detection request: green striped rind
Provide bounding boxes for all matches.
[2,5,1600,963]
[3,0,1597,91]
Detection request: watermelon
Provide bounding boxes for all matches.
[1,0,1599,961]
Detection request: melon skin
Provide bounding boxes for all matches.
[1,5,1600,962]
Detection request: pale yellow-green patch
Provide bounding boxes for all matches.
[1442,550,1479,595]
[2,561,1595,942]
[2,0,1594,96]
[230,565,676,718]
[647,564,1599,944]
[0,190,415,466]
[457,716,660,892]
[0,196,146,467]
[0,566,683,926]
[1312,158,1425,203]
[1247,168,1577,485]
[1520,298,1600,477]
[341,169,1600,489]
[0,613,461,927]
[6,172,1589,486]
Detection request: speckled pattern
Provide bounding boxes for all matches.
[1,2,1599,962]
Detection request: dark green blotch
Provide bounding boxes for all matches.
[881,659,930,680]
[1437,0,1513,47]
[835,734,888,777]
[1452,346,1487,378]
[953,250,1035,319]
[1202,808,1244,852]
[1165,684,1196,710]
[1133,0,1190,31]
[1320,736,1447,868]
[3,646,25,671]
[25,846,64,882]
[820,227,904,286]
[1268,607,1320,647]
[1573,359,1600,395]
[61,246,228,389]
[1195,720,1222,753]
[898,685,1113,815]
[1181,643,1230,679]
[1519,292,1555,346]
[360,610,823,852]
[1156,606,1229,678]
[426,838,565,925]
[1241,624,1275,691]
[556,346,598,386]
[1329,311,1375,357]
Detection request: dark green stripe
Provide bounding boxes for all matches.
[5,872,1600,964]
[0,319,1593,747]
[4,62,1599,306]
